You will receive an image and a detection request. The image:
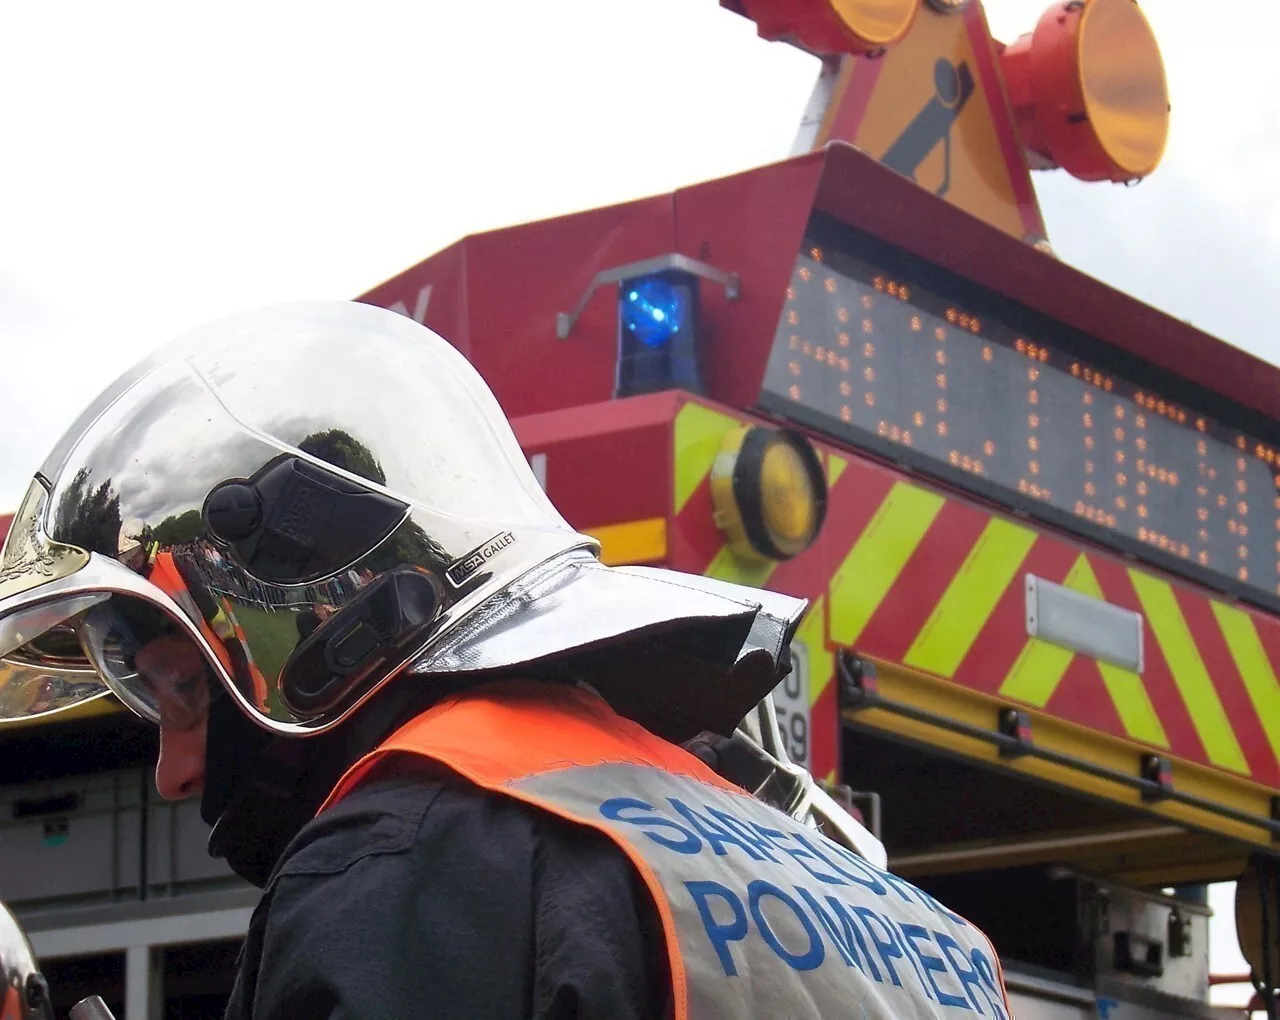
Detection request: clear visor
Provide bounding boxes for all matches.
[79,597,214,731]
[0,590,216,732]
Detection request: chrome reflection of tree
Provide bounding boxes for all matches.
[298,429,449,575]
[151,509,204,547]
[55,467,122,556]
[373,519,452,576]
[300,429,387,487]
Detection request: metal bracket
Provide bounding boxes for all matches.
[790,56,844,156]
[998,708,1033,759]
[1140,754,1174,802]
[555,253,740,340]
[837,651,879,711]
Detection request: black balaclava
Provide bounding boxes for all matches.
[198,675,449,887]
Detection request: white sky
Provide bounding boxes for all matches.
[1,0,1276,1007]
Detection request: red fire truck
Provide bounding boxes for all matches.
[354,0,1278,1016]
[2,1,1277,1016]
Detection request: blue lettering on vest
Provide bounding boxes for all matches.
[794,887,867,974]
[799,834,888,895]
[606,793,999,1013]
[669,799,766,861]
[880,868,940,915]
[937,933,989,1014]
[830,897,884,982]
[685,881,748,977]
[853,906,906,987]
[599,797,701,854]
[900,924,970,1009]
[761,828,846,886]
[747,880,826,972]
[885,918,936,1000]
[707,808,782,863]
[970,947,1009,1020]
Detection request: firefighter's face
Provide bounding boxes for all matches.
[135,633,211,801]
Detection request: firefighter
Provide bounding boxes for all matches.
[0,301,1012,1019]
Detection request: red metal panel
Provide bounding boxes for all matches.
[856,499,989,662]
[1044,656,1125,738]
[511,396,674,532]
[1174,589,1277,779]
[672,154,825,411]
[0,513,10,545]
[367,145,1280,431]
[361,240,470,356]
[361,194,678,419]
[463,196,677,419]
[672,477,724,574]
[1088,558,1210,765]
[953,536,1079,695]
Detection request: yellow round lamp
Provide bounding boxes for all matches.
[710,426,828,563]
[741,0,920,56]
[1001,0,1169,183]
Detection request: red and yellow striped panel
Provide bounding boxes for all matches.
[671,399,1280,794]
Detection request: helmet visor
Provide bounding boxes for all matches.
[0,592,215,731]
[0,596,112,724]
[0,554,230,731]
[81,597,216,730]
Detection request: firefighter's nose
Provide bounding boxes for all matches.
[156,716,208,801]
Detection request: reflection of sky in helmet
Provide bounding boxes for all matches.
[48,365,284,532]
[45,302,573,550]
[183,304,564,525]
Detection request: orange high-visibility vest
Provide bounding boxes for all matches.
[324,681,1013,1020]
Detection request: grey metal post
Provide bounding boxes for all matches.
[125,944,161,1020]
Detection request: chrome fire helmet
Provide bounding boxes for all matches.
[0,301,808,747]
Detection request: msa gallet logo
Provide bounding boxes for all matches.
[446,531,517,587]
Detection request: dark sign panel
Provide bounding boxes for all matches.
[760,216,1280,612]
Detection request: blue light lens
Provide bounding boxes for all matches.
[621,277,686,349]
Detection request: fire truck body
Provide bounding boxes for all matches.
[353,4,1277,1014]
[359,145,1274,1020]
[371,140,1280,840]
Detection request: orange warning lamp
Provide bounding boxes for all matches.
[1001,0,1170,183]
[737,0,920,56]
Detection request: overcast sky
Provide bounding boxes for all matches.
[1,0,1276,1004]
